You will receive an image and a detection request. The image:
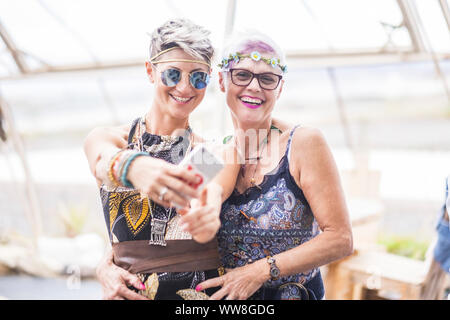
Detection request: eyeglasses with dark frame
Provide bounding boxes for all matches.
[229,68,283,90]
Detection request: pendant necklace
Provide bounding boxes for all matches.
[240,124,282,190]
[134,114,194,246]
[239,124,282,224]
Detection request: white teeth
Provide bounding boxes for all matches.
[172,95,191,102]
[240,97,262,105]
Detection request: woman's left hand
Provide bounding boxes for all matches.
[178,187,221,243]
[196,260,269,300]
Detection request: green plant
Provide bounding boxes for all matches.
[377,234,430,261]
[57,203,88,237]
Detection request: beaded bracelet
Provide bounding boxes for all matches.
[111,153,123,183]
[120,151,149,188]
[107,150,124,187]
[115,150,135,185]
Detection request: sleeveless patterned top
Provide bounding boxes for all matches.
[218,125,324,299]
[99,117,222,300]
[99,117,191,243]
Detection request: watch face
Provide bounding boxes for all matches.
[270,266,280,279]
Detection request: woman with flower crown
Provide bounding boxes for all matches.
[88,29,353,300]
[191,31,353,300]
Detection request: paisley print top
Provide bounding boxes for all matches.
[218,125,324,300]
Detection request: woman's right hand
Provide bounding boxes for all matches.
[96,250,148,300]
[127,156,201,208]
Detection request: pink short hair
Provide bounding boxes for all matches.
[239,40,277,55]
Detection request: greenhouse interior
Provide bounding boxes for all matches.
[0,0,449,300]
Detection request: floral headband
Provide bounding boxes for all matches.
[218,51,287,73]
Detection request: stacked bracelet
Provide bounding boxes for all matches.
[107,150,124,187]
[115,150,135,185]
[106,150,148,189]
[119,151,149,188]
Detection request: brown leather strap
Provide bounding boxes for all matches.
[112,239,221,274]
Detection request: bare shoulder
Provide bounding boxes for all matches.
[290,126,333,172]
[103,124,130,137]
[292,126,327,150]
[85,124,130,149]
[271,119,323,144]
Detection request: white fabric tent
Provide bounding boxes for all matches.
[0,0,449,76]
[0,0,449,241]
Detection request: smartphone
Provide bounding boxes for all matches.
[178,144,224,191]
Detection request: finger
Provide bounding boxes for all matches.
[163,189,190,208]
[168,165,201,186]
[145,183,187,208]
[197,276,223,291]
[225,293,236,300]
[180,207,214,231]
[181,210,216,233]
[236,292,248,300]
[188,219,219,238]
[120,287,149,300]
[145,190,172,208]
[123,273,146,291]
[190,198,200,208]
[139,183,172,208]
[160,175,200,200]
[200,188,208,206]
[119,271,148,300]
[209,287,229,300]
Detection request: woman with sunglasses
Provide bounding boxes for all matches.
[84,19,240,300]
[189,31,353,300]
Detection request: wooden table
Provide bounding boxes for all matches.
[322,197,384,299]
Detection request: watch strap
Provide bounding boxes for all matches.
[266,255,281,281]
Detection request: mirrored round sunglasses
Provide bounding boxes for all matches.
[160,68,210,90]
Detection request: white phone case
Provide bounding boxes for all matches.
[172,144,224,208]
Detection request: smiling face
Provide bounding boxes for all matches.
[219,52,284,127]
[146,48,210,120]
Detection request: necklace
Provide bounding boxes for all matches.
[239,124,282,191]
[137,114,192,155]
[238,124,283,224]
[133,114,194,246]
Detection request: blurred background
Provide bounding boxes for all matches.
[0,0,449,299]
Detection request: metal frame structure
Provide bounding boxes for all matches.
[0,0,449,242]
[0,0,448,79]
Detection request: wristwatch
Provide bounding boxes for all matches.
[266,256,281,281]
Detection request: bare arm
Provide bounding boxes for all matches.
[263,127,353,278]
[83,125,201,207]
[212,142,241,201]
[83,125,129,186]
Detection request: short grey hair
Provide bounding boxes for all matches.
[149,19,214,66]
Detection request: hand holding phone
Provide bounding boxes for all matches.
[179,144,224,189]
[171,144,224,209]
